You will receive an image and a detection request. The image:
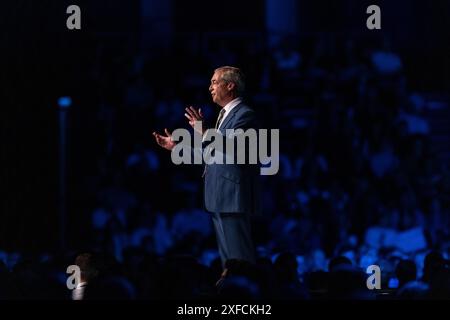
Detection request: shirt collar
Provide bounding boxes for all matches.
[222,97,242,114]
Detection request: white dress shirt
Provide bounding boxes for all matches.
[217,97,242,129]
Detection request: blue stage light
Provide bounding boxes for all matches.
[58,96,72,108]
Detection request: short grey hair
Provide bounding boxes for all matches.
[215,66,246,96]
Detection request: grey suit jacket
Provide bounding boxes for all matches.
[203,102,261,214]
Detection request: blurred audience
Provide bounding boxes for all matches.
[1,32,449,300]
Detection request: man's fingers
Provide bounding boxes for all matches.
[185,108,194,117]
[185,113,194,121]
[187,106,203,119]
[164,128,171,137]
[189,106,201,118]
[153,133,163,146]
[185,107,197,119]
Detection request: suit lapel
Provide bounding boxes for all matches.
[219,103,242,131]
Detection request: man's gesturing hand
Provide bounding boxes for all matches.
[153,128,176,151]
[184,106,204,135]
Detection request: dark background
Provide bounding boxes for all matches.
[1,0,449,300]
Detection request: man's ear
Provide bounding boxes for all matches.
[227,82,235,92]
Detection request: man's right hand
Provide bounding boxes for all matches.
[153,128,176,151]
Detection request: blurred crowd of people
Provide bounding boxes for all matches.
[0,249,448,299]
[2,32,449,299]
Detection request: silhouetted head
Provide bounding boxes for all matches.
[395,259,417,287]
[75,253,99,283]
[397,281,430,299]
[274,252,299,282]
[328,256,352,273]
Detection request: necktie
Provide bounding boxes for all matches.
[203,109,226,178]
[215,108,226,129]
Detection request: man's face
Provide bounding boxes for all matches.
[209,71,233,107]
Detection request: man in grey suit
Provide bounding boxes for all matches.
[153,66,260,266]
